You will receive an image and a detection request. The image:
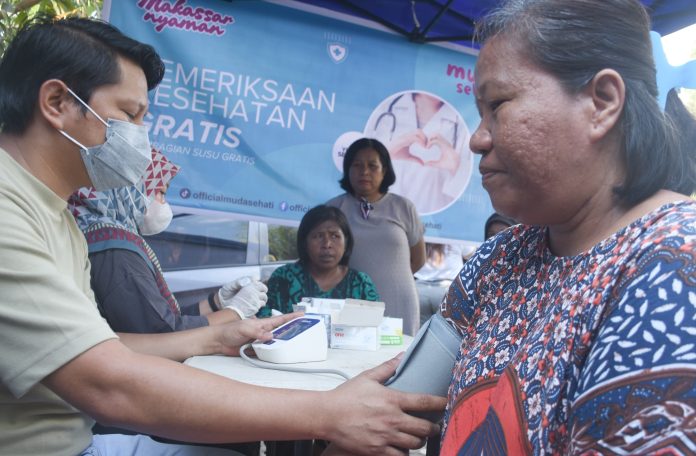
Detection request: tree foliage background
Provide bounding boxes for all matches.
[268,225,298,262]
[0,0,102,56]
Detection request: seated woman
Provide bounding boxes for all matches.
[68,148,267,333]
[257,205,379,317]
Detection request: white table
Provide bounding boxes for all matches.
[185,337,415,456]
[185,336,413,390]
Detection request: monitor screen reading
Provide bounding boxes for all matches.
[272,318,319,341]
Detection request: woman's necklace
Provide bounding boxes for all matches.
[359,197,373,219]
[358,193,384,219]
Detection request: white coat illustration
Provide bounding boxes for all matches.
[367,92,472,214]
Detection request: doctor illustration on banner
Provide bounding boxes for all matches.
[365,90,473,214]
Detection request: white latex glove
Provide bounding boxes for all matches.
[217,277,268,319]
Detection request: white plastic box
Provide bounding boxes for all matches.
[379,317,404,345]
[329,299,385,351]
[295,298,386,351]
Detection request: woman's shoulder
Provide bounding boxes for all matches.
[347,267,375,282]
[326,193,351,207]
[621,200,696,250]
[270,262,303,279]
[647,199,696,228]
[614,200,696,268]
[381,193,420,218]
[344,268,380,300]
[383,192,415,206]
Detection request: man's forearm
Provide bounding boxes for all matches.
[44,340,329,442]
[43,339,444,455]
[117,326,221,361]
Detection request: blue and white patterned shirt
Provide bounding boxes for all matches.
[441,201,696,455]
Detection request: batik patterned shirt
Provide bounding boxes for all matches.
[440,201,696,455]
[257,262,380,317]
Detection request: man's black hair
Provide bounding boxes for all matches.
[0,15,164,134]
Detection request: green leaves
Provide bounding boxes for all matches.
[0,0,103,56]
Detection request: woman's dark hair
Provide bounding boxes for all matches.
[484,212,517,239]
[475,0,695,204]
[0,15,165,134]
[297,205,354,267]
[339,137,396,195]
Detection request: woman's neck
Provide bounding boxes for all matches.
[548,189,687,257]
[356,192,384,203]
[307,264,347,291]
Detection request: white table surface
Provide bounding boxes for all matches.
[185,336,413,391]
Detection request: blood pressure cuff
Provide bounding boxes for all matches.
[384,313,462,421]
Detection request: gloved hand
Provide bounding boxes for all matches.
[217,277,268,319]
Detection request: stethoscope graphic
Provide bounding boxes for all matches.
[372,94,404,141]
[372,93,459,147]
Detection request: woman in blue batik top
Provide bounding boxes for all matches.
[438,0,696,454]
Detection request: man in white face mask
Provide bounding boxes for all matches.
[68,148,268,334]
[0,15,445,456]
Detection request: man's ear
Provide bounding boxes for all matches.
[37,79,75,131]
[586,69,625,142]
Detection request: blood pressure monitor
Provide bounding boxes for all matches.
[252,316,328,364]
[385,313,462,421]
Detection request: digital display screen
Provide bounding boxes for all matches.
[272,318,319,341]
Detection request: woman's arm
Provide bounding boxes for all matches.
[410,237,426,273]
[90,249,208,333]
[256,265,294,317]
[198,292,242,325]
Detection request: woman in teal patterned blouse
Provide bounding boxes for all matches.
[257,205,379,316]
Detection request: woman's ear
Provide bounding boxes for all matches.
[37,79,75,131]
[586,69,625,142]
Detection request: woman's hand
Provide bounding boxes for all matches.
[218,279,269,318]
[388,130,428,163]
[423,133,460,174]
[216,312,302,356]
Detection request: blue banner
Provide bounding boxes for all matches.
[104,0,492,243]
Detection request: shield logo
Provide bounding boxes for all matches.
[327,43,348,63]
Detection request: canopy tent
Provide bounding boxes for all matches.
[287,0,696,46]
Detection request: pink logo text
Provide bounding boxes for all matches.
[446,63,475,95]
[138,0,234,35]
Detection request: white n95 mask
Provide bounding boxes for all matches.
[59,87,151,191]
[139,198,173,236]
